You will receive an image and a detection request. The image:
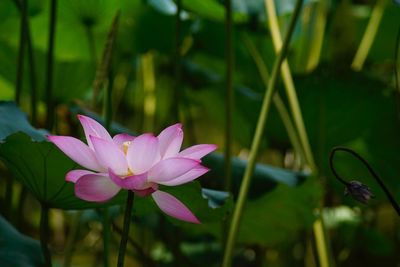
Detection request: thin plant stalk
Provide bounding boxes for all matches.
[102,68,114,267]
[13,0,38,126]
[102,208,110,267]
[45,0,57,130]
[12,0,38,225]
[351,0,388,71]
[112,222,156,267]
[24,0,38,126]
[395,25,400,93]
[173,0,196,144]
[312,218,330,267]
[221,0,304,265]
[173,0,182,122]
[98,12,120,266]
[117,191,135,267]
[264,1,332,266]
[329,146,400,215]
[40,204,52,267]
[15,0,27,105]
[63,211,82,267]
[142,53,156,132]
[7,0,28,220]
[224,0,234,192]
[305,0,327,71]
[242,33,305,165]
[264,0,316,172]
[85,24,97,67]
[92,11,120,108]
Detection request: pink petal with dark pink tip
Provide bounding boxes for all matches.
[157,123,183,158]
[147,157,200,183]
[152,191,200,223]
[127,133,160,174]
[77,115,112,149]
[75,173,120,202]
[112,133,135,147]
[66,169,94,183]
[179,144,217,160]
[159,166,209,186]
[90,136,128,175]
[108,168,149,190]
[47,135,104,171]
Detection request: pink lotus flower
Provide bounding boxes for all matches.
[47,115,216,223]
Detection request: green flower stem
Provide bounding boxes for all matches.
[329,146,400,215]
[117,191,135,267]
[221,0,304,266]
[224,0,234,192]
[40,204,52,267]
[102,208,110,267]
[112,222,157,267]
[45,0,57,130]
[351,0,387,71]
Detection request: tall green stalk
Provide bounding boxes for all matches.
[395,25,400,93]
[221,0,304,265]
[101,69,114,267]
[264,1,332,266]
[173,0,182,123]
[224,0,234,192]
[15,0,26,105]
[242,33,305,165]
[351,0,388,71]
[264,0,316,172]
[45,0,57,130]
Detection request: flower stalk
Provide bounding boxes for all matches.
[329,146,400,215]
[221,0,304,266]
[40,204,52,267]
[117,191,135,267]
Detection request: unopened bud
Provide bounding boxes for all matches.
[344,180,375,204]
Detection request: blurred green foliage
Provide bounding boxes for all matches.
[0,0,399,266]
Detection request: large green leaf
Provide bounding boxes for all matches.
[0,132,126,209]
[0,215,44,267]
[238,177,322,245]
[0,101,45,141]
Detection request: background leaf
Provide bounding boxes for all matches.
[0,215,44,267]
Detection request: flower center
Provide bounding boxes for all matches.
[122,141,134,178]
[122,141,131,154]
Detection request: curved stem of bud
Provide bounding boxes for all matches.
[329,146,400,216]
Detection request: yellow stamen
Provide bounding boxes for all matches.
[122,141,131,155]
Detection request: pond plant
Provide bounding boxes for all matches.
[0,0,399,266]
